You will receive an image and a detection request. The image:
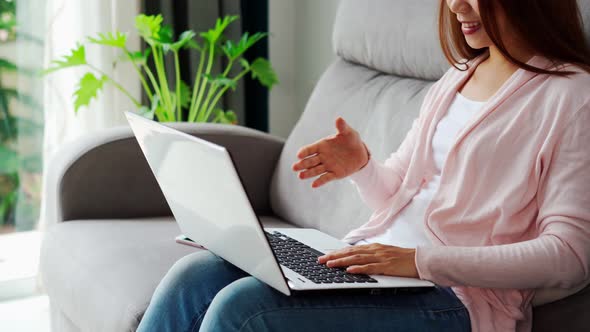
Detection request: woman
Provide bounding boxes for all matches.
[137,0,590,331]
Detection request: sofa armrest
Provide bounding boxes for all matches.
[42,122,285,227]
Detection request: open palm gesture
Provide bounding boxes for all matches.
[292,117,370,188]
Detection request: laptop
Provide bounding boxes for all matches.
[125,111,434,296]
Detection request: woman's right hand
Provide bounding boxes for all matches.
[292,117,370,188]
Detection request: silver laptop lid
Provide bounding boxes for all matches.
[125,112,290,295]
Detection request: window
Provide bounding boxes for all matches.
[0,0,45,299]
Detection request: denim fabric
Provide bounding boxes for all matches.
[137,251,471,332]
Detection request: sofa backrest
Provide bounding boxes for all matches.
[270,0,446,238]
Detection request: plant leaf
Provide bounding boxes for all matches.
[135,14,163,45]
[160,26,182,53]
[203,74,237,90]
[212,109,237,124]
[120,49,152,65]
[0,87,12,141]
[179,80,191,108]
[88,31,127,49]
[0,58,17,72]
[222,32,267,60]
[239,58,250,70]
[0,88,42,110]
[1,114,42,138]
[137,106,154,120]
[73,73,107,113]
[250,58,278,89]
[0,190,18,222]
[144,95,168,121]
[157,25,174,44]
[0,59,37,77]
[185,39,203,51]
[120,49,151,65]
[0,145,18,174]
[200,15,239,44]
[168,80,190,115]
[138,95,162,121]
[167,30,196,53]
[43,44,87,75]
[223,110,237,124]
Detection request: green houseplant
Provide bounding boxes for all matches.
[0,0,44,232]
[44,14,278,124]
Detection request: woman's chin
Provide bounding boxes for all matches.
[464,39,488,50]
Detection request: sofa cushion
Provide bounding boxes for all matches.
[532,282,590,331]
[40,215,294,332]
[333,0,447,80]
[270,58,432,239]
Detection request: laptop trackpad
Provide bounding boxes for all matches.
[266,228,350,254]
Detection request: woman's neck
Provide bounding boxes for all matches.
[458,46,536,101]
[485,45,535,72]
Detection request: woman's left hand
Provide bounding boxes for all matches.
[317,243,420,278]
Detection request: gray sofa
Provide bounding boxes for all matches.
[40,0,590,331]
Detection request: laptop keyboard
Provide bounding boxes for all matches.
[265,231,377,284]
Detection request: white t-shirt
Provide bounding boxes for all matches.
[357,92,486,248]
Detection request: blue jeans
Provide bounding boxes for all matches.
[137,251,470,332]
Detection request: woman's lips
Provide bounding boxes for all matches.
[461,21,481,35]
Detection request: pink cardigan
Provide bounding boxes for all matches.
[344,51,590,332]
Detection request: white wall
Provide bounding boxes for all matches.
[269,0,341,139]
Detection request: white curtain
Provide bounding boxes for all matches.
[39,0,141,229]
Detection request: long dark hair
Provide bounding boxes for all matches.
[438,0,590,76]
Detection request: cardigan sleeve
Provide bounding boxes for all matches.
[415,106,590,290]
[346,116,418,212]
[347,80,441,212]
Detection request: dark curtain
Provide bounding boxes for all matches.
[142,0,269,132]
[240,0,268,132]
